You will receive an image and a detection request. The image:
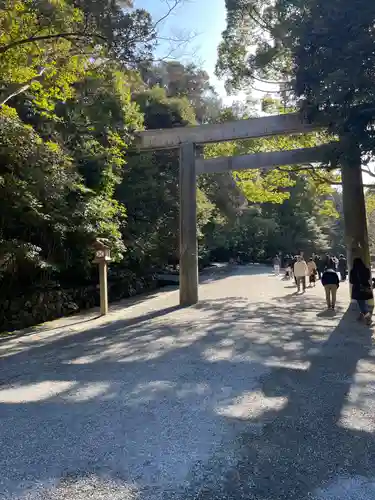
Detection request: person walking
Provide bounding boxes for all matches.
[338,254,348,281]
[292,254,298,284]
[307,257,318,287]
[321,260,340,310]
[349,257,373,325]
[284,254,292,279]
[333,256,339,271]
[313,254,321,279]
[324,254,331,270]
[294,255,308,292]
[319,256,326,280]
[273,255,281,276]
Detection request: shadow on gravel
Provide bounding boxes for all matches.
[188,301,375,500]
[0,265,270,344]
[0,288,374,499]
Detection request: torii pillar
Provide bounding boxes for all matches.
[179,142,198,306]
[341,144,371,271]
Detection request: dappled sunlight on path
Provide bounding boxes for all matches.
[1,267,375,499]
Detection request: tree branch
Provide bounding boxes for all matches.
[274,165,317,173]
[309,169,342,185]
[274,163,342,185]
[251,74,291,86]
[275,162,375,187]
[0,32,107,55]
[246,5,275,34]
[152,0,180,31]
[124,0,192,57]
[0,68,47,106]
[250,82,294,93]
[362,165,375,178]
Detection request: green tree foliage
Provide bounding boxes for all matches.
[0,68,144,292]
[262,176,331,255]
[205,207,278,263]
[139,61,223,123]
[0,105,92,288]
[206,175,338,263]
[0,1,150,297]
[365,192,375,255]
[134,86,197,128]
[0,0,154,107]
[217,0,375,159]
[56,69,143,192]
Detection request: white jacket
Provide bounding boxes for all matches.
[294,260,309,278]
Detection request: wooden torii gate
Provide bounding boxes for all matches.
[136,113,370,306]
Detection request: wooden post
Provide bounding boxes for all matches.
[179,142,198,306]
[92,240,111,315]
[99,261,109,315]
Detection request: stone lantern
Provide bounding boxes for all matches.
[92,239,111,315]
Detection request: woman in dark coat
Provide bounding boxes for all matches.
[349,257,373,324]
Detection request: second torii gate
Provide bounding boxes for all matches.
[136,113,370,306]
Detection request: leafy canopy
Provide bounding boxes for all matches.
[217,0,375,158]
[0,0,154,107]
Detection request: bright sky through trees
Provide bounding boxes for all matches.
[134,0,227,93]
[134,0,279,104]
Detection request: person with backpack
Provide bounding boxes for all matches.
[321,260,340,310]
[350,257,373,325]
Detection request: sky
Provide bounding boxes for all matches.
[134,0,228,96]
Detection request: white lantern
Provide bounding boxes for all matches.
[92,240,111,263]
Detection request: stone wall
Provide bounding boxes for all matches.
[0,274,158,333]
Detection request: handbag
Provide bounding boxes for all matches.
[355,268,373,295]
[359,283,373,295]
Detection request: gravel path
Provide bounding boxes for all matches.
[1,266,375,499]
